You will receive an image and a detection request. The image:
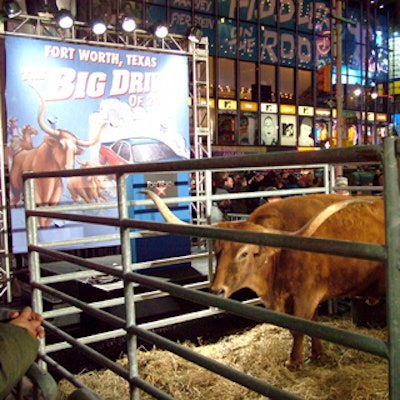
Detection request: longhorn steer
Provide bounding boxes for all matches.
[141,190,385,368]
[67,159,110,204]
[9,86,105,227]
[20,124,39,150]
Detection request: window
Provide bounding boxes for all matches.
[279,66,294,104]
[260,64,276,102]
[239,61,256,100]
[218,58,236,99]
[298,69,312,105]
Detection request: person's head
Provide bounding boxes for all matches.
[213,171,229,189]
[224,175,234,188]
[300,118,312,136]
[215,188,231,210]
[334,176,350,195]
[235,175,247,188]
[265,186,281,203]
[263,116,273,129]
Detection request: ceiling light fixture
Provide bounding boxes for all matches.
[188,25,203,43]
[153,22,168,39]
[91,18,107,35]
[56,9,74,29]
[3,0,22,18]
[121,16,136,33]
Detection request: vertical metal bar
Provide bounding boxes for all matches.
[323,164,330,194]
[205,169,214,280]
[329,164,335,193]
[0,57,12,304]
[24,177,46,361]
[334,0,343,150]
[116,172,139,400]
[364,0,370,145]
[383,137,400,400]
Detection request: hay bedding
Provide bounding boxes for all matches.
[58,317,388,400]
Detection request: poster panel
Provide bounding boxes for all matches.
[5,36,190,254]
[260,114,278,146]
[280,115,296,146]
[298,117,315,147]
[239,113,257,145]
[315,119,330,147]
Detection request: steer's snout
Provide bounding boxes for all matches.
[210,287,225,297]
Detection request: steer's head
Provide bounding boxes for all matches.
[210,221,280,299]
[31,85,105,170]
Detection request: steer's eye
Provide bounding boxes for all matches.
[239,251,248,259]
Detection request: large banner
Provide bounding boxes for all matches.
[5,36,190,253]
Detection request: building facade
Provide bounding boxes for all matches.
[2,0,400,150]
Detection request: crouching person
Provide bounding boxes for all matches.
[0,306,45,398]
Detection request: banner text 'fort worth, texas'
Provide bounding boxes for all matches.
[20,44,165,108]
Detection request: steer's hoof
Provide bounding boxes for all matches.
[307,353,328,366]
[284,359,303,371]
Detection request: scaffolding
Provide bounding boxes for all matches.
[0,14,212,303]
[190,37,212,225]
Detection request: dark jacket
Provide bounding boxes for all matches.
[0,323,39,398]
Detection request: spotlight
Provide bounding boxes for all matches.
[153,22,168,39]
[56,9,74,29]
[121,16,136,33]
[3,0,22,18]
[354,88,362,97]
[371,91,378,100]
[91,18,107,35]
[188,25,203,43]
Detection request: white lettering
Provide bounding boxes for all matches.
[298,36,312,64]
[260,0,276,20]
[280,0,295,23]
[109,70,130,96]
[78,49,121,65]
[44,45,76,60]
[109,70,160,96]
[281,34,295,60]
[260,30,278,63]
[86,72,107,98]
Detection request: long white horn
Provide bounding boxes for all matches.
[294,199,373,237]
[30,85,59,137]
[76,123,106,147]
[140,190,189,225]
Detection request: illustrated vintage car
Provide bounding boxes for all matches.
[99,138,179,166]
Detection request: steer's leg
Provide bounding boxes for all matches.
[286,296,321,369]
[286,331,305,370]
[310,308,323,360]
[310,336,323,360]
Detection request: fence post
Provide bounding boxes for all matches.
[117,172,140,400]
[383,137,400,400]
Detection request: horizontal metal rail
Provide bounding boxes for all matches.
[36,283,304,400]
[22,143,396,400]
[28,217,387,261]
[32,260,389,360]
[22,145,383,179]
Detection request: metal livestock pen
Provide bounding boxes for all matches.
[21,139,399,399]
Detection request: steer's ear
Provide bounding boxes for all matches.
[76,147,84,155]
[212,239,219,254]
